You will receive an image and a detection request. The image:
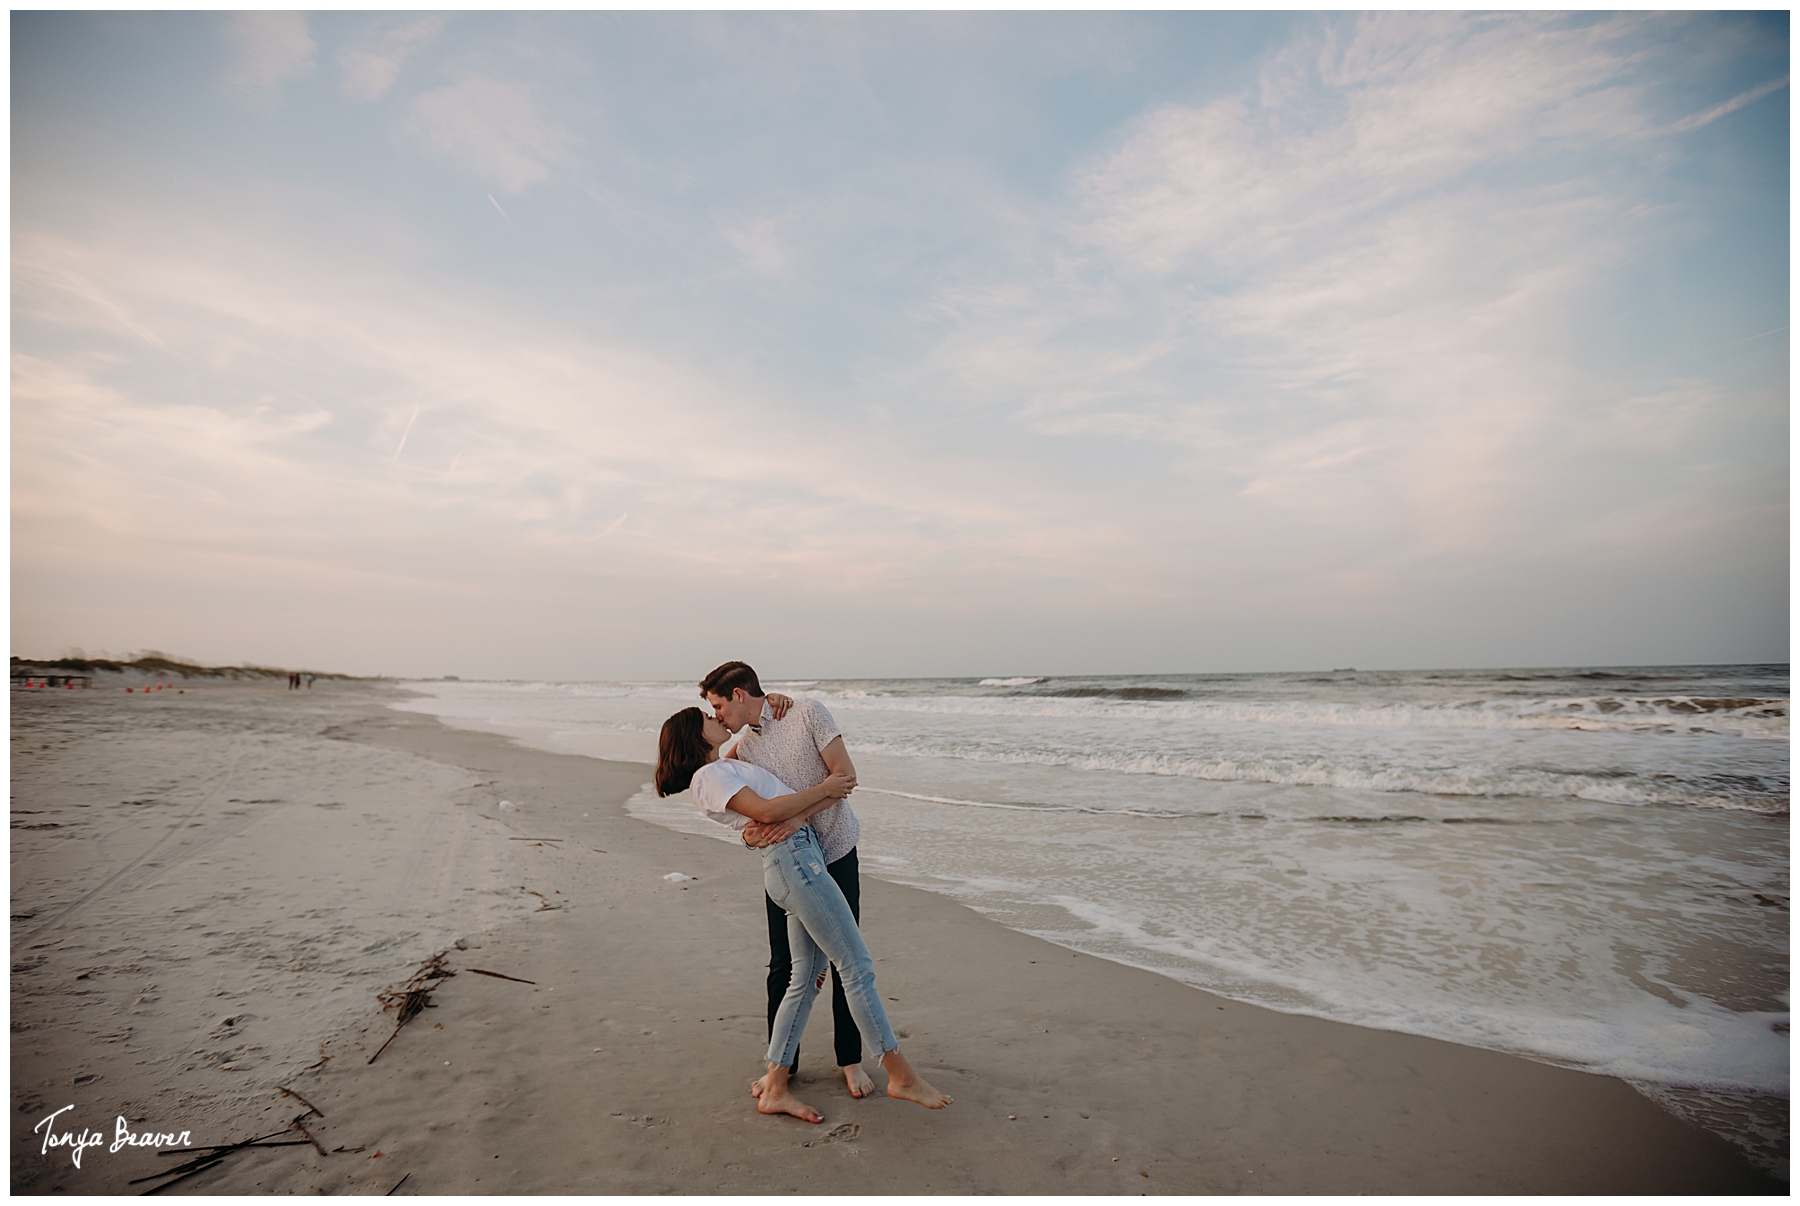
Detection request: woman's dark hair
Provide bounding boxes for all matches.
[655,706,710,797]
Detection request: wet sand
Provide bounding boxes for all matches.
[10,681,1779,1193]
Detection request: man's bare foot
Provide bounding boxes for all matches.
[842,1063,876,1098]
[879,1048,953,1109]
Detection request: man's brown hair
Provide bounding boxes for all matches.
[699,661,764,701]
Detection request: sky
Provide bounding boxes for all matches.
[10,11,1790,681]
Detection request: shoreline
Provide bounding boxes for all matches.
[11,683,1780,1193]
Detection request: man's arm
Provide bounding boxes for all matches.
[803,700,855,783]
[818,735,856,782]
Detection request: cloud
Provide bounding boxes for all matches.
[1666,73,1789,134]
[219,11,317,110]
[10,198,1121,614]
[402,75,572,192]
[719,215,793,276]
[337,15,446,103]
[895,12,1780,577]
[1077,13,1653,274]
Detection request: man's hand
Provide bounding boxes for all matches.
[767,693,795,720]
[742,818,800,848]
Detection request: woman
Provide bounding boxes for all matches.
[655,706,952,1123]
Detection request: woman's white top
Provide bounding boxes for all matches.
[691,758,795,831]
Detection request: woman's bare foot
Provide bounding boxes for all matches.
[756,1064,824,1123]
[879,1048,952,1109]
[842,1063,876,1098]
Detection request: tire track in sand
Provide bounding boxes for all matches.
[19,747,242,946]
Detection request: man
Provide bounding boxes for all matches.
[699,660,875,1100]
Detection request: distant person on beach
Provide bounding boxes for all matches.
[655,705,951,1123]
[700,661,875,1101]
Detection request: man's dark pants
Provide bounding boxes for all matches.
[765,846,864,1072]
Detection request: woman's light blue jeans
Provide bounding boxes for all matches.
[761,826,897,1068]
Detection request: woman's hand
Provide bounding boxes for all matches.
[821,771,855,799]
[742,819,798,848]
[767,693,795,720]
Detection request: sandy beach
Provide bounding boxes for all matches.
[10,680,1779,1194]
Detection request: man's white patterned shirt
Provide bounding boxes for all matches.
[733,698,859,863]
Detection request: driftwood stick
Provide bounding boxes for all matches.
[132,1155,222,1185]
[294,1117,328,1157]
[139,1155,225,1193]
[137,1132,285,1183]
[276,1084,324,1116]
[368,1021,407,1065]
[507,836,563,841]
[387,1172,411,1195]
[157,1140,310,1156]
[138,1115,317,1191]
[520,888,563,912]
[463,967,536,985]
[156,1124,302,1158]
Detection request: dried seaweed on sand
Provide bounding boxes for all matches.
[368,952,456,1065]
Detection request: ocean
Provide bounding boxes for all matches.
[388,664,1788,1171]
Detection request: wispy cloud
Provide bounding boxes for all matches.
[907,13,1763,567]
[219,11,316,111]
[1667,73,1789,134]
[1076,13,1653,274]
[337,14,446,103]
[402,74,572,193]
[392,406,421,460]
[10,201,1109,604]
[719,215,792,276]
[588,512,628,542]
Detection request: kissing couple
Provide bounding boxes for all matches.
[655,661,952,1124]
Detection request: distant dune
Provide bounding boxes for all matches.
[10,654,356,681]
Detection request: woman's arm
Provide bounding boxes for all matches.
[741,792,839,846]
[726,773,852,825]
